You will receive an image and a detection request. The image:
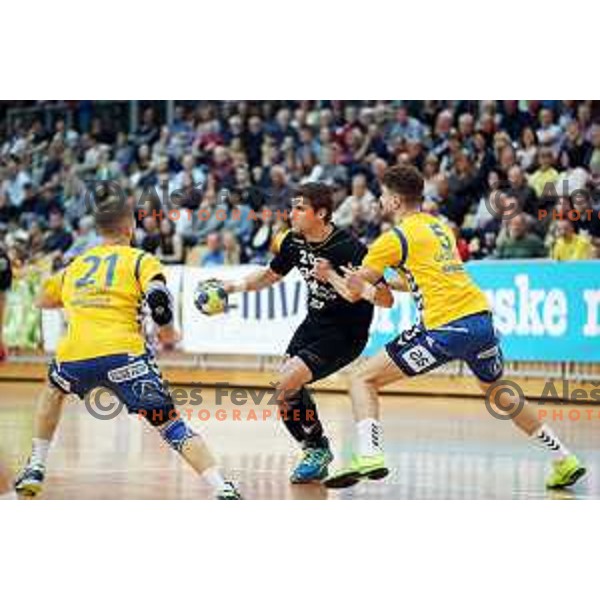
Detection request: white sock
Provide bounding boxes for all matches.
[31,438,50,467]
[356,418,384,457]
[203,466,226,490]
[0,491,18,500]
[531,425,570,460]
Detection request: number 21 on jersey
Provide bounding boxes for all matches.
[75,254,119,288]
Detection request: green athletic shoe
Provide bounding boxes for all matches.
[546,455,587,489]
[323,454,389,489]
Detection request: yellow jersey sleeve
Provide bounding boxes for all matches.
[362,230,405,275]
[136,252,165,292]
[42,271,64,304]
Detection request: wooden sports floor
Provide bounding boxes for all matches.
[1,381,599,500]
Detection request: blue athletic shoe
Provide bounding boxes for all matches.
[290,447,334,484]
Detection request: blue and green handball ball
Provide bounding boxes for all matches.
[194,279,229,316]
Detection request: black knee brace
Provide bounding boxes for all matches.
[281,387,328,449]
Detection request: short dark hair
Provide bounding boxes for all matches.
[94,191,132,236]
[382,165,424,205]
[295,182,334,222]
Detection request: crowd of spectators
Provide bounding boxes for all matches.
[1,100,600,277]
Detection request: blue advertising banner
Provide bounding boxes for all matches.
[364,261,600,362]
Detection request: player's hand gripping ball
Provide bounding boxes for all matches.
[194,279,229,316]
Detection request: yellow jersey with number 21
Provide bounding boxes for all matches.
[44,245,164,362]
[362,212,489,330]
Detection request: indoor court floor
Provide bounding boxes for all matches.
[1,381,599,500]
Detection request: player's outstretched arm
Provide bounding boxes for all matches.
[313,259,394,307]
[223,268,282,294]
[341,265,395,307]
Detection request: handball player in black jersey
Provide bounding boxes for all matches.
[223,183,393,483]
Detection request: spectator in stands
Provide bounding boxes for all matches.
[587,124,600,174]
[550,218,594,260]
[473,173,503,230]
[138,215,161,254]
[37,184,63,221]
[309,144,347,186]
[528,147,560,198]
[536,108,563,155]
[345,196,368,241]
[458,113,476,151]
[443,151,483,226]
[246,211,276,264]
[507,165,538,216]
[431,109,454,158]
[234,164,263,211]
[173,153,206,192]
[265,165,292,212]
[223,188,253,246]
[500,100,529,142]
[20,183,42,221]
[449,221,470,261]
[572,192,600,243]
[136,107,159,148]
[2,156,31,208]
[243,116,264,169]
[333,174,375,228]
[0,191,17,225]
[495,213,547,259]
[0,99,598,278]
[42,210,73,255]
[369,157,388,197]
[559,121,592,169]
[114,131,134,171]
[157,218,184,264]
[422,154,440,200]
[430,172,450,209]
[222,230,241,265]
[199,232,224,267]
[516,127,539,173]
[577,103,594,142]
[388,106,426,144]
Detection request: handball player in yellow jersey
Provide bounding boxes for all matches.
[315,165,586,491]
[15,195,240,499]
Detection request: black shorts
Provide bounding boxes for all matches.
[286,317,369,382]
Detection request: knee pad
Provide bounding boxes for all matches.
[159,418,196,452]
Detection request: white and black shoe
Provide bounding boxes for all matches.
[216,481,242,500]
[14,462,46,498]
